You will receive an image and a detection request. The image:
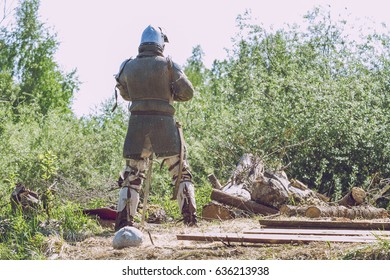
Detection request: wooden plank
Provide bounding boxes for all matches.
[176,232,387,244]
[259,219,390,230]
[243,228,390,236]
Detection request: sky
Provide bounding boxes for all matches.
[23,0,390,116]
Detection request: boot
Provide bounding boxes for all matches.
[115,206,134,231]
[178,182,197,226]
[115,186,139,231]
[182,201,197,226]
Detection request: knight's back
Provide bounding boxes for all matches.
[123,55,173,104]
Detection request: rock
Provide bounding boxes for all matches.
[112,226,143,249]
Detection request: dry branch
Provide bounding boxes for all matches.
[371,184,390,207]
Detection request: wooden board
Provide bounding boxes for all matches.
[259,219,390,230]
[243,228,390,236]
[176,232,387,244]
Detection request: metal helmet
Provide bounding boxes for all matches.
[140,25,169,49]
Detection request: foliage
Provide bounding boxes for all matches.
[180,8,390,200]
[343,238,390,260]
[0,0,79,116]
[0,2,390,259]
[0,201,101,260]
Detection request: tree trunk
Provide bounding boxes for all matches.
[305,205,388,219]
[210,189,278,215]
[290,179,330,202]
[279,205,308,217]
[250,177,290,208]
[207,173,223,190]
[338,187,366,207]
[202,202,234,220]
[251,173,326,209]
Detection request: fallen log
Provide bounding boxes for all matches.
[279,205,309,217]
[207,174,223,190]
[202,202,234,220]
[211,189,278,215]
[231,153,265,185]
[290,179,330,202]
[251,173,326,209]
[305,205,388,219]
[279,204,388,220]
[259,219,390,230]
[250,176,290,208]
[338,187,366,207]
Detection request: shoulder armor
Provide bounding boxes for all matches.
[115,57,132,81]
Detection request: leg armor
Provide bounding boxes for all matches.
[164,155,197,226]
[115,159,149,231]
[177,181,197,226]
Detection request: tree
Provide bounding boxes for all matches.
[0,0,79,116]
[183,8,390,201]
[183,45,208,89]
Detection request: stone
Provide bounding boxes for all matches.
[112,226,143,249]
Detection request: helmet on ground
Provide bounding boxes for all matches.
[140,25,169,49]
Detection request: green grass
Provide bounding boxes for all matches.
[0,200,102,260]
[343,238,390,260]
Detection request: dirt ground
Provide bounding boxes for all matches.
[50,217,380,260]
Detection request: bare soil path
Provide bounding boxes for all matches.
[55,218,373,260]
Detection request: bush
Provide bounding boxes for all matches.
[180,8,390,201]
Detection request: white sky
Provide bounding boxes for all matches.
[33,0,390,116]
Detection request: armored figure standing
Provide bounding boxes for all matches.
[114,25,197,230]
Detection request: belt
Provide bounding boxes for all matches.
[131,111,174,117]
